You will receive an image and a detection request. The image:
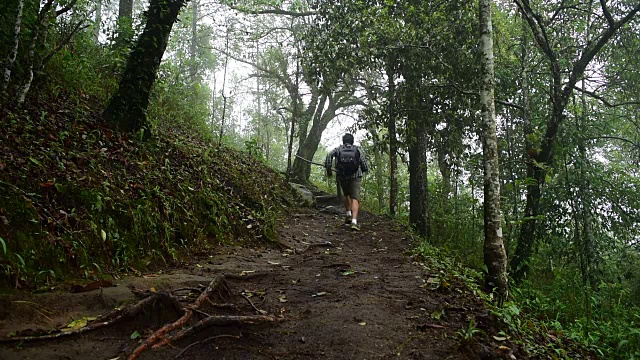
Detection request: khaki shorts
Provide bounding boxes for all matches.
[339,177,362,200]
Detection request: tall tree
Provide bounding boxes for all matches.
[479,0,508,301]
[104,0,188,133]
[510,0,640,281]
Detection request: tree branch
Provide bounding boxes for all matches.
[587,135,640,149]
[40,21,89,66]
[599,0,615,27]
[228,4,315,17]
[572,85,640,108]
[55,0,78,17]
[513,0,558,66]
[563,2,640,101]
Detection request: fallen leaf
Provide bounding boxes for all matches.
[493,335,507,341]
[62,318,88,331]
[130,330,141,340]
[359,322,367,326]
[267,261,280,265]
[279,295,288,303]
[312,292,327,297]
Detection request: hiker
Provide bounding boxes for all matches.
[325,133,369,231]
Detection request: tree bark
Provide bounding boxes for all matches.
[479,0,508,302]
[290,95,339,183]
[408,115,430,238]
[2,0,24,94]
[386,56,398,217]
[104,0,187,134]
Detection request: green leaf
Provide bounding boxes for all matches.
[130,330,141,340]
[0,237,6,255]
[62,318,88,331]
[15,253,25,268]
[340,269,355,276]
[29,157,42,167]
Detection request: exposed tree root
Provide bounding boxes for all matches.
[127,275,229,360]
[153,315,277,349]
[0,291,181,343]
[0,274,280,360]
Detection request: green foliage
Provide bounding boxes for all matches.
[0,92,295,287]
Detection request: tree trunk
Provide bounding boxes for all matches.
[189,0,198,87]
[436,148,452,195]
[104,0,186,134]
[408,116,430,238]
[371,129,385,213]
[117,0,134,47]
[479,0,508,302]
[218,26,230,144]
[93,0,102,42]
[2,0,24,94]
[286,55,300,181]
[290,97,339,183]
[17,0,56,106]
[386,57,398,217]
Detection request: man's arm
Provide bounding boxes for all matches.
[358,147,369,173]
[325,147,338,176]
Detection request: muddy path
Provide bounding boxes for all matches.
[0,199,503,360]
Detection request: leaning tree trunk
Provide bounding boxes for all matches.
[479,0,508,302]
[104,0,187,134]
[408,115,430,238]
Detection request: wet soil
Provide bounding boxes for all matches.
[0,198,506,360]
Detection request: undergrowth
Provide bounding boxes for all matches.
[412,240,596,359]
[0,93,296,289]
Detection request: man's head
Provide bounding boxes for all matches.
[342,133,354,145]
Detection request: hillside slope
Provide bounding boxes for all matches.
[0,94,296,288]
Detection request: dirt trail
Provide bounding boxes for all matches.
[0,198,499,360]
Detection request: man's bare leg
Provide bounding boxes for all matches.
[343,196,352,212]
[351,199,360,223]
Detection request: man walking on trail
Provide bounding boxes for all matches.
[325,133,369,231]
